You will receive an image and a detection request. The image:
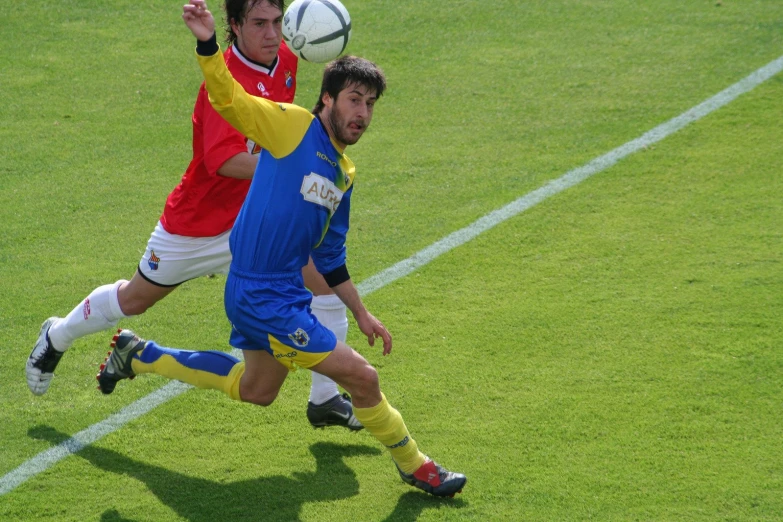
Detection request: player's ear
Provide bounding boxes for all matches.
[229,18,240,37]
[321,92,334,110]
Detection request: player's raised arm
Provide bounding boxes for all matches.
[182,0,313,159]
[182,0,215,41]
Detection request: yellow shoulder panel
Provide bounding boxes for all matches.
[197,49,314,159]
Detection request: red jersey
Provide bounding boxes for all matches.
[160,42,298,237]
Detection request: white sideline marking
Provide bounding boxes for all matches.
[3,54,782,496]
[1,382,191,495]
[358,55,783,295]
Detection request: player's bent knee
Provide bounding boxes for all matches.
[118,277,175,316]
[239,382,279,406]
[118,299,155,316]
[351,363,380,394]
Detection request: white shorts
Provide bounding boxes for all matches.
[137,221,232,287]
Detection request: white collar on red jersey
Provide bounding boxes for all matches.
[231,43,279,76]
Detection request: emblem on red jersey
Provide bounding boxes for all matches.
[257,81,269,97]
[148,250,160,271]
[285,70,293,89]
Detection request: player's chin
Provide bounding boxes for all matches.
[342,129,365,145]
[256,47,279,64]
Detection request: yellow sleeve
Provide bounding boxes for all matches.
[196,48,315,159]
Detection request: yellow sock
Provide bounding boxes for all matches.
[131,342,244,401]
[352,393,426,474]
[223,362,244,401]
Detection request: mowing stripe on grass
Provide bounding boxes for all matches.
[2,54,782,497]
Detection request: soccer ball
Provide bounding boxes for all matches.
[282,0,352,63]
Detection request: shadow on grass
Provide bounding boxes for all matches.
[380,491,467,522]
[30,425,466,521]
[100,509,136,522]
[30,425,380,521]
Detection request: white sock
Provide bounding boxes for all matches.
[309,293,348,404]
[47,280,130,352]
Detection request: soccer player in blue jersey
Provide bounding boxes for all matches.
[96,0,466,497]
[26,0,358,431]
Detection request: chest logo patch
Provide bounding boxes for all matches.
[300,173,344,212]
[257,81,269,97]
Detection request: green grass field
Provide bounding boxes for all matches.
[2,0,782,520]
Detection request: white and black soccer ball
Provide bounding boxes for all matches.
[282,0,352,63]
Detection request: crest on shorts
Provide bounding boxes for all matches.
[148,250,160,271]
[288,328,310,348]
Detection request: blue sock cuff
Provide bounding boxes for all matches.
[138,342,240,377]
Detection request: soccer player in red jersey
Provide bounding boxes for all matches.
[26,0,360,431]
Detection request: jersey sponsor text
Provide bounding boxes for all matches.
[300,173,344,212]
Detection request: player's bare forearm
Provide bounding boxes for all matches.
[330,279,365,319]
[217,152,258,179]
[330,279,392,354]
[182,0,215,41]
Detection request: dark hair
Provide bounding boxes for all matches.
[224,0,286,46]
[313,56,387,114]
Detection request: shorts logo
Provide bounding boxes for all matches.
[276,350,298,359]
[386,436,409,449]
[288,328,310,347]
[83,298,91,320]
[148,250,160,271]
[300,173,344,212]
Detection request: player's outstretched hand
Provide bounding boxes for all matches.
[182,0,215,41]
[355,311,393,356]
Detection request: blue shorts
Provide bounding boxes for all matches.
[225,269,337,370]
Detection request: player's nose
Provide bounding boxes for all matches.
[356,104,369,120]
[266,25,281,39]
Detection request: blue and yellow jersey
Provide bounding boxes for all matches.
[197,48,355,277]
